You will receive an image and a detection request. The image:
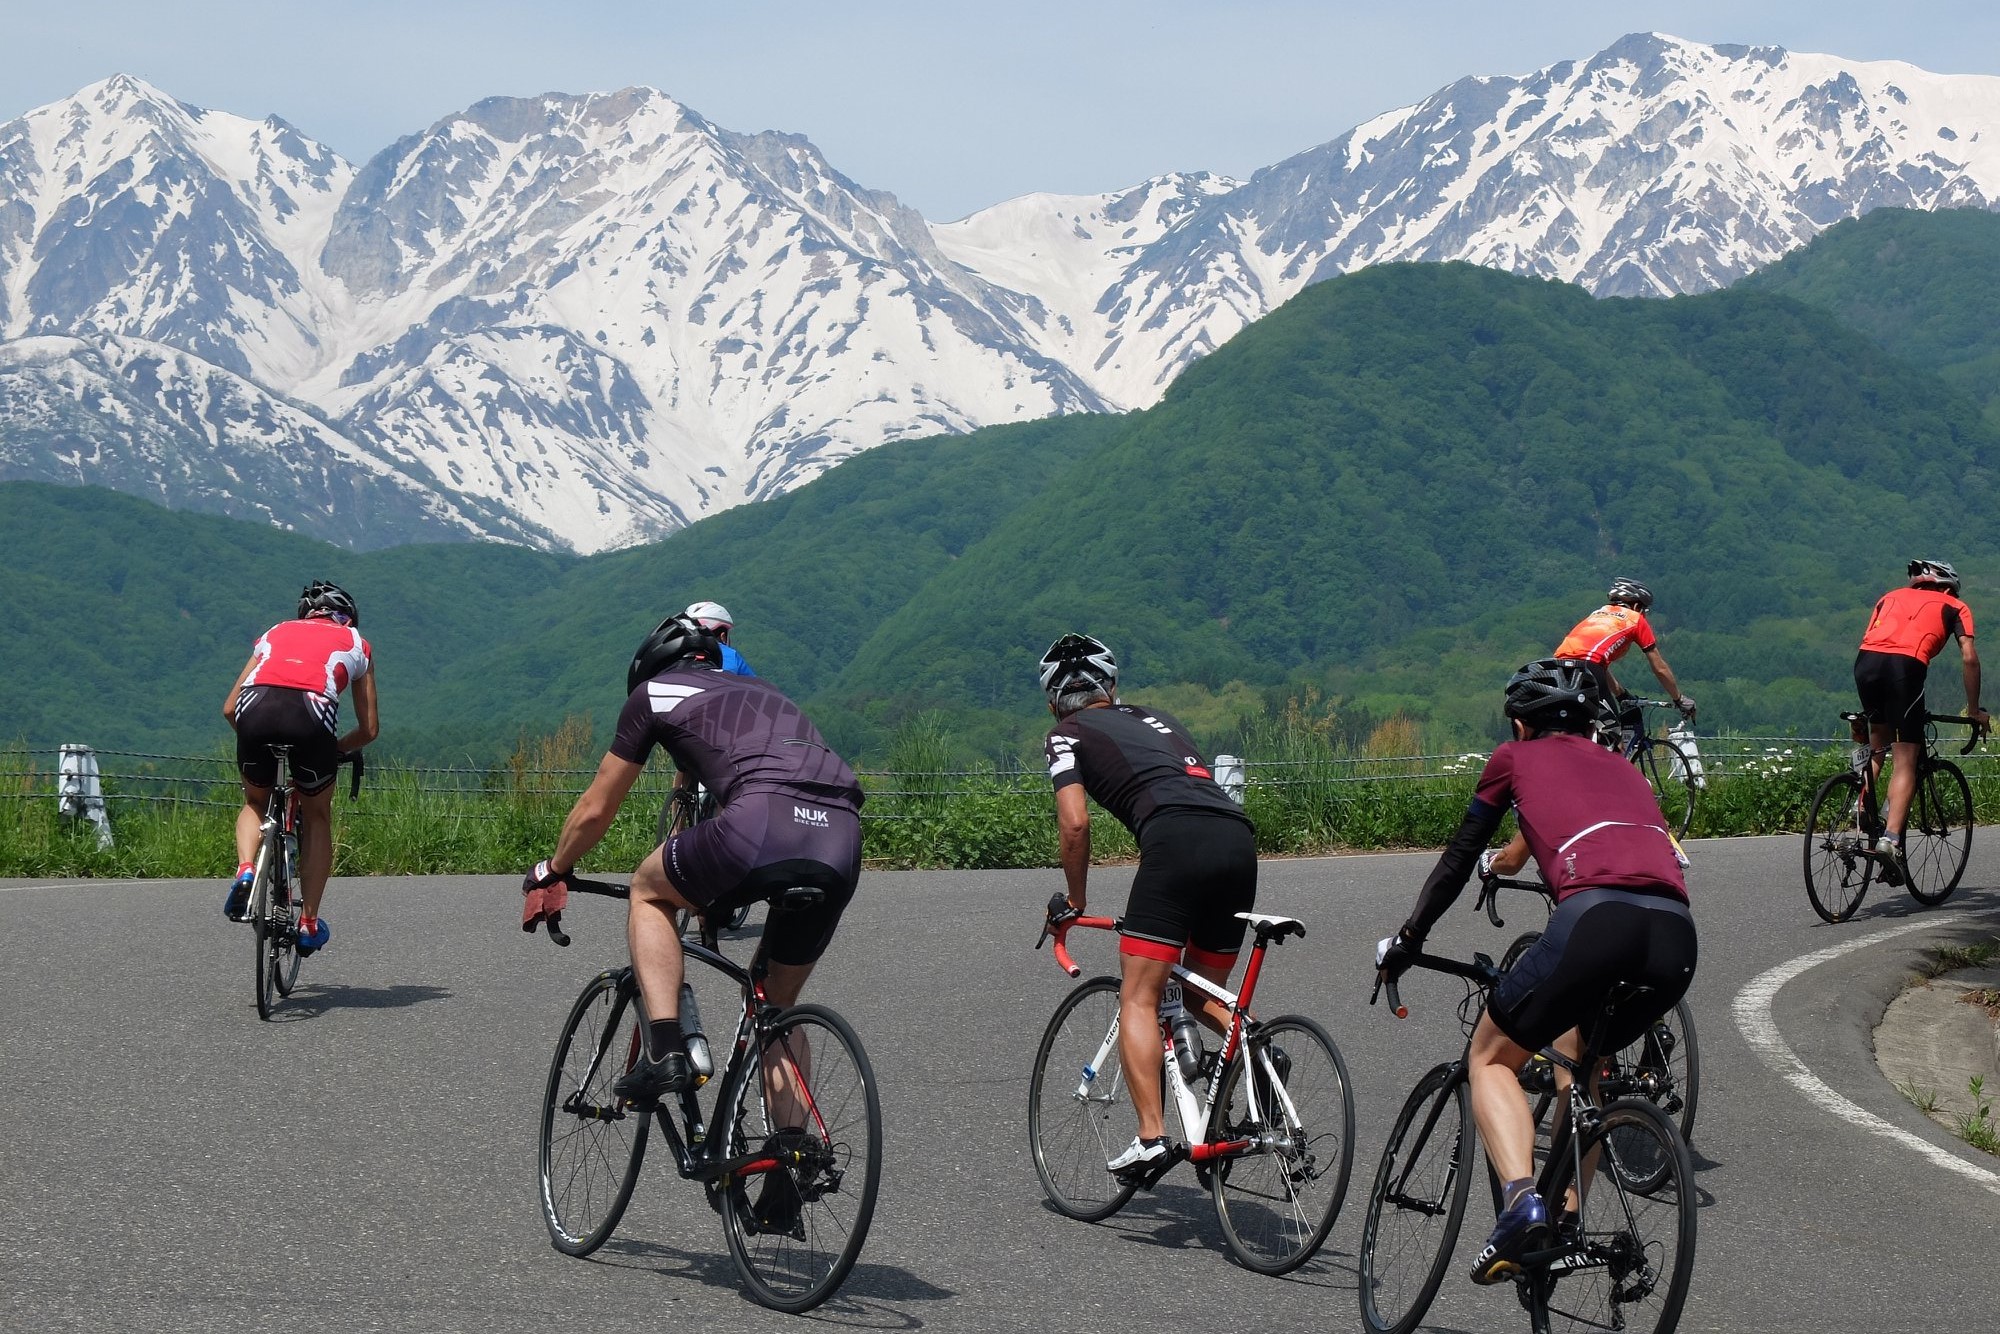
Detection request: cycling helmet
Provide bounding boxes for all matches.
[1606,577,1653,611]
[298,580,358,626]
[1908,559,1961,595]
[685,600,734,636]
[1503,658,1602,734]
[627,614,722,694]
[1039,633,1119,699]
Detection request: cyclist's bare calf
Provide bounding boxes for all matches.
[1469,1013,1594,1212]
[1118,949,1236,1143]
[235,778,338,917]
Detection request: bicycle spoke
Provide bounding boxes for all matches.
[1029,977,1139,1221]
[539,972,647,1256]
[1359,1065,1471,1334]
[1542,1101,1695,1334]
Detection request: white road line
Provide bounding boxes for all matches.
[1733,919,2000,1197]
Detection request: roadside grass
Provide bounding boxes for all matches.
[1917,939,2000,980]
[1898,1079,1942,1115]
[1957,1076,2000,1155]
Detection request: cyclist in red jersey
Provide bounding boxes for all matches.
[1377,660,1694,1285]
[1853,559,1990,883]
[221,582,379,952]
[1553,577,1695,739]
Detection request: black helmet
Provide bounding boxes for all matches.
[1039,633,1119,699]
[1606,577,1653,611]
[627,614,722,694]
[1908,558,1961,595]
[1504,659,1601,734]
[298,580,358,626]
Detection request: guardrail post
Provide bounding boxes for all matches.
[57,743,115,849]
[1213,754,1247,806]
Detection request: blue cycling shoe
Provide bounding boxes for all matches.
[1471,1188,1549,1284]
[296,915,330,955]
[224,866,255,922]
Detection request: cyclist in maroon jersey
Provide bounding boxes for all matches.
[1376,659,1695,1286]
[521,615,863,1134]
[221,581,379,953]
[1039,633,1258,1179]
[1853,559,1991,883]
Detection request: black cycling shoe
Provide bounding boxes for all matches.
[746,1128,814,1238]
[613,1051,692,1104]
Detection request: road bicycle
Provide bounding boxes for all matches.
[1802,711,1979,923]
[244,746,361,1021]
[1613,699,1698,839]
[1477,873,1699,1150]
[1358,951,1696,1334]
[1028,895,1355,1275]
[658,783,753,932]
[534,876,880,1313]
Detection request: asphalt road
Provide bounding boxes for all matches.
[5,835,2000,1332]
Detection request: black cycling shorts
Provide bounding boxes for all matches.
[1118,810,1258,965]
[234,687,340,794]
[1854,649,1929,744]
[663,791,862,967]
[1489,887,1697,1054]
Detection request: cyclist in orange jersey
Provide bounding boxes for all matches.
[1853,560,1990,884]
[1553,577,1694,744]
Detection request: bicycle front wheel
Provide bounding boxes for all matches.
[1904,759,1972,906]
[1358,1063,1472,1334]
[719,1003,882,1313]
[1633,737,1695,838]
[1209,1015,1354,1274]
[1539,1099,1696,1334]
[1803,772,1873,923]
[1028,976,1141,1221]
[538,970,649,1257]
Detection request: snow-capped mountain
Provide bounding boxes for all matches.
[5,33,2000,551]
[940,31,2000,406]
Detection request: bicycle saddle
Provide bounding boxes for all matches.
[1236,911,1305,940]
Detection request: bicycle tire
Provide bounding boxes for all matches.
[1027,976,1140,1222]
[1633,737,1695,839]
[1358,1063,1472,1334]
[1615,999,1699,1151]
[1904,759,1972,907]
[1209,1015,1354,1274]
[538,970,649,1256]
[1536,1099,1696,1334]
[252,828,282,1021]
[718,1002,882,1313]
[270,842,302,999]
[1803,771,1874,923]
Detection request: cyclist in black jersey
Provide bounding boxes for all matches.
[521,615,864,1109]
[1039,633,1258,1178]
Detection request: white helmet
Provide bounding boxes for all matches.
[685,600,734,635]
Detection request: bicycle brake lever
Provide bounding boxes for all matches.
[545,913,570,948]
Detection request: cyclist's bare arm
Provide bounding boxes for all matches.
[1641,645,1683,701]
[1055,783,1091,912]
[338,670,379,752]
[551,753,645,871]
[1488,831,1531,877]
[1959,636,1989,733]
[221,652,259,725]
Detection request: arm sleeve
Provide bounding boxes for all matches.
[1405,749,1514,939]
[1045,725,1083,793]
[607,687,658,764]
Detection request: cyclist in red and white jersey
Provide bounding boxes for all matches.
[221,581,379,952]
[1853,559,1990,883]
[1553,578,1694,740]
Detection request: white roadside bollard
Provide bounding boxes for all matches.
[1213,754,1247,806]
[57,743,114,849]
[1666,724,1706,791]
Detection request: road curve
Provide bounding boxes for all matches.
[3,833,1999,1332]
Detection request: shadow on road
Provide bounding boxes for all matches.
[1846,883,1999,924]
[1057,1182,1358,1290]
[271,982,453,1018]
[591,1236,952,1325]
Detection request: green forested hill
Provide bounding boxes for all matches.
[8,240,2000,763]
[1740,207,2000,428]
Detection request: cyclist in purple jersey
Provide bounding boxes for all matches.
[521,615,863,1109]
[1376,659,1696,1287]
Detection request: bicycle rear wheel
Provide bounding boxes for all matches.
[1027,976,1140,1221]
[1209,1015,1354,1274]
[251,832,283,1020]
[1538,1099,1696,1334]
[719,1003,881,1313]
[1803,772,1874,923]
[269,857,302,998]
[538,969,649,1256]
[1610,999,1699,1150]
[1904,759,1972,907]
[1358,1063,1472,1334]
[1633,737,1695,838]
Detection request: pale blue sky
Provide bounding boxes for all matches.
[8,2,1999,220]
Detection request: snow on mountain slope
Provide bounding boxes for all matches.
[968,32,2000,408]
[5,33,2000,550]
